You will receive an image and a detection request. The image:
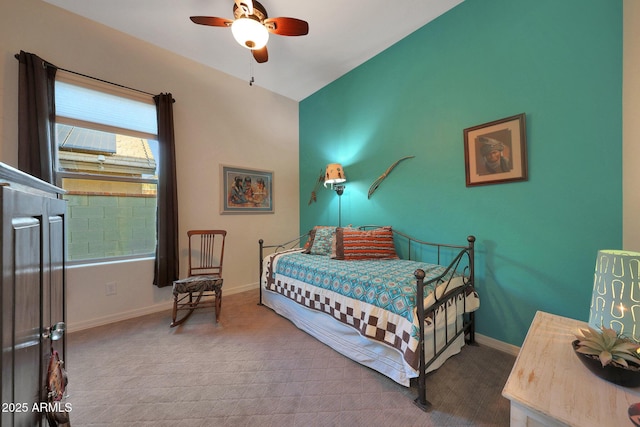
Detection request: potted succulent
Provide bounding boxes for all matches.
[573,325,640,387]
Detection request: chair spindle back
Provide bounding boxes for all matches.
[187,230,226,278]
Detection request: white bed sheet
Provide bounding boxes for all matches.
[262,287,466,387]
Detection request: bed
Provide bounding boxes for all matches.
[258,225,479,410]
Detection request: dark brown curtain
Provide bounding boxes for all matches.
[153,93,179,288]
[17,50,57,183]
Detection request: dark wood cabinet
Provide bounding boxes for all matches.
[1,163,67,427]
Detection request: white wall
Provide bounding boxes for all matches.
[623,0,640,251]
[0,0,300,331]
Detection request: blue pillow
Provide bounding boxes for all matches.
[309,226,336,255]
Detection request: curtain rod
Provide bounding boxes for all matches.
[14,53,158,98]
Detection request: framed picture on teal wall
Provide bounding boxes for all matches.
[220,165,273,214]
[464,113,528,187]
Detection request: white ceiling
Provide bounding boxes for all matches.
[42,0,464,101]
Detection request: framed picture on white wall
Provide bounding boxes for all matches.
[221,165,274,214]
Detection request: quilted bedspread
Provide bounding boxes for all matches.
[262,249,479,370]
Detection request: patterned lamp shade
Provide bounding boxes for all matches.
[324,163,346,186]
[589,249,640,340]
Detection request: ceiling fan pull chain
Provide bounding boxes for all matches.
[249,55,255,86]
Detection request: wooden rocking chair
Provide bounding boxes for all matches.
[170,230,226,327]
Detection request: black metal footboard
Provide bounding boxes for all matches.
[413,235,476,411]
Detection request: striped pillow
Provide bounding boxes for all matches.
[333,227,398,260]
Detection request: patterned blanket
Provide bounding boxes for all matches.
[262,249,479,369]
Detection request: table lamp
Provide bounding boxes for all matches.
[589,249,640,340]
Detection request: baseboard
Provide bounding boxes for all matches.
[67,282,257,333]
[67,302,172,333]
[475,332,520,356]
[68,282,523,358]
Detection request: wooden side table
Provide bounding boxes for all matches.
[502,311,640,426]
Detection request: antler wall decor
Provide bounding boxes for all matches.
[308,169,325,205]
[367,156,415,199]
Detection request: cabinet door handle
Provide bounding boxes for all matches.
[43,322,66,340]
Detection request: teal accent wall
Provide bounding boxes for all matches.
[299,0,622,346]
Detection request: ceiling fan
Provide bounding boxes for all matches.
[190,0,309,64]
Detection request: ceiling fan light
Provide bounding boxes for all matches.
[231,17,269,50]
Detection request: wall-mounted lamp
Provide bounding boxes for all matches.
[324,163,346,226]
[589,249,640,340]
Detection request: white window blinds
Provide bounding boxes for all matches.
[55,77,157,138]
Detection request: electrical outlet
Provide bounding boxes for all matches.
[105,282,117,296]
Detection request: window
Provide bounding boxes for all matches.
[54,72,158,262]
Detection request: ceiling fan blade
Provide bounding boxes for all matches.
[234,0,254,17]
[264,17,309,36]
[252,46,268,63]
[190,16,233,27]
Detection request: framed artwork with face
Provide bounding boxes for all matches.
[463,113,528,187]
[220,165,273,214]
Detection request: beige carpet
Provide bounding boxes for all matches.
[64,289,515,426]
